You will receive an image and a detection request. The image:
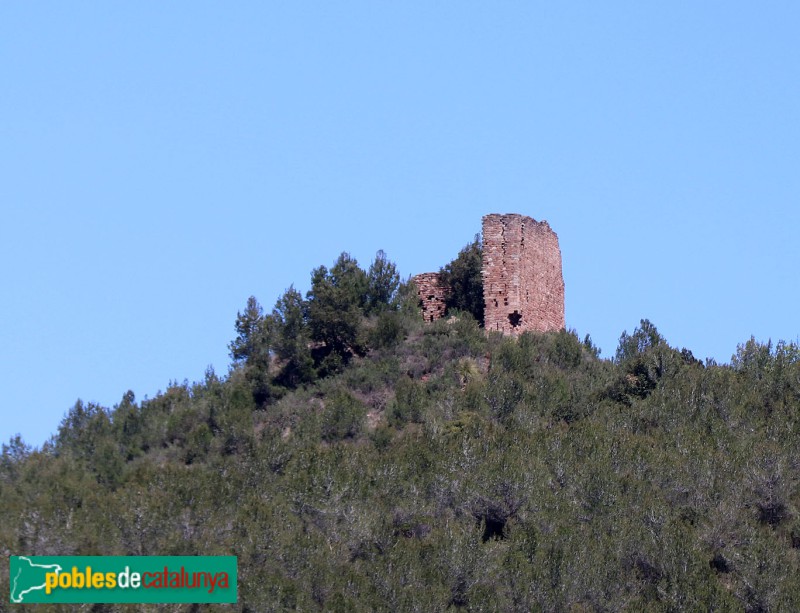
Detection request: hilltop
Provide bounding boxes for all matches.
[2,242,800,611]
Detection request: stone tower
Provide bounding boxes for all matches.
[411,272,448,323]
[482,213,565,335]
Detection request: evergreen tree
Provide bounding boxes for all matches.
[271,286,316,388]
[365,249,400,314]
[229,296,270,366]
[439,234,484,323]
[306,253,369,370]
[614,318,665,364]
[229,296,273,404]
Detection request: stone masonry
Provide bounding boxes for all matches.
[482,214,565,335]
[412,272,448,323]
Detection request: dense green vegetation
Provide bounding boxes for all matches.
[439,234,484,324]
[3,248,800,612]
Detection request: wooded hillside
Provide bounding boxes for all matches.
[3,248,800,611]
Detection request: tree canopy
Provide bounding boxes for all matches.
[439,233,484,323]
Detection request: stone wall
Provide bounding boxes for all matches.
[482,213,565,335]
[412,272,448,323]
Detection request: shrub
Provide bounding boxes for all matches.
[389,377,428,426]
[321,390,367,442]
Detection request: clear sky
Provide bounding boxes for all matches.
[2,3,799,447]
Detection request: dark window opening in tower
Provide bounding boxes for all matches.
[508,311,522,327]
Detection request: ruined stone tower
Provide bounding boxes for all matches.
[411,272,448,323]
[482,213,565,335]
[411,213,565,335]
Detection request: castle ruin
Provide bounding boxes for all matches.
[412,272,449,323]
[482,213,565,335]
[413,213,565,335]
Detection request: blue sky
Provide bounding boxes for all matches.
[2,3,799,447]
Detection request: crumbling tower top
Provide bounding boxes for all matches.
[481,213,565,335]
